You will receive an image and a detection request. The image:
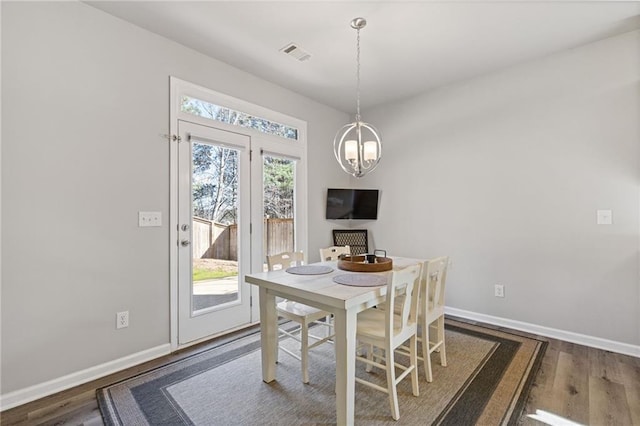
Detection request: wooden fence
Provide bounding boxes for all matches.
[192,217,294,260]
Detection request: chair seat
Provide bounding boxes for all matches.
[357,308,416,341]
[277,300,329,322]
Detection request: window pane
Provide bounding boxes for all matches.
[181,96,298,140]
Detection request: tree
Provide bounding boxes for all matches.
[192,143,238,224]
[263,157,294,219]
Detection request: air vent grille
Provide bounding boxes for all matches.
[280,43,311,62]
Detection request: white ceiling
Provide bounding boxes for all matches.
[86,1,640,113]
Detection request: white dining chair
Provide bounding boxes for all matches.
[319,245,350,261]
[355,263,422,421]
[392,256,449,382]
[266,251,334,384]
[417,256,449,382]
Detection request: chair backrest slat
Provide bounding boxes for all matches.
[267,251,304,271]
[319,245,351,261]
[385,263,422,335]
[421,256,449,318]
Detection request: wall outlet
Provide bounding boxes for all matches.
[116,311,129,329]
[494,284,505,298]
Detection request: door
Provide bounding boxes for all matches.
[177,120,251,344]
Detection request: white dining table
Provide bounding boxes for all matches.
[244,256,425,426]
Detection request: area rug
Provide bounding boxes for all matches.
[97,318,546,425]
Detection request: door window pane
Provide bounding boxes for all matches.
[191,143,240,311]
[263,156,295,266]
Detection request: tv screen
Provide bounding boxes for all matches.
[326,188,379,220]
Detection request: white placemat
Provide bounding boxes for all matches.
[332,273,387,287]
[285,265,334,275]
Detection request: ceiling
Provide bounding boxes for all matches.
[86,1,640,113]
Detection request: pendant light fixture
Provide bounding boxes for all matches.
[333,17,382,178]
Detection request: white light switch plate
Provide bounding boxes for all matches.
[139,211,162,227]
[596,210,612,225]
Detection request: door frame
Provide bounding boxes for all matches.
[169,77,308,350]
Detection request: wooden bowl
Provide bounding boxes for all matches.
[337,255,393,272]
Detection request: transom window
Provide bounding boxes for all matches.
[181,96,298,140]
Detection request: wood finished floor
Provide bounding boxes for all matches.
[1,319,639,426]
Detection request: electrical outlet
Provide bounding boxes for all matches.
[116,311,129,329]
[494,284,505,298]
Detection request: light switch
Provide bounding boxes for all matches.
[596,210,612,225]
[139,211,162,227]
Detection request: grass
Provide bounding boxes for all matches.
[192,268,238,281]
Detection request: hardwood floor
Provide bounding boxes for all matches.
[2,320,638,426]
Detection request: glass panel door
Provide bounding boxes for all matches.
[178,121,251,345]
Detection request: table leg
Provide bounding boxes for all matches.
[259,287,277,383]
[333,308,356,426]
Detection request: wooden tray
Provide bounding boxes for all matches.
[337,255,393,272]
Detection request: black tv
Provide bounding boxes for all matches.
[326,188,379,220]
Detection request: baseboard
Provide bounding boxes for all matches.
[0,343,171,411]
[446,307,640,358]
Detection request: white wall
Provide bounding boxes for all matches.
[362,30,640,346]
[1,1,349,399]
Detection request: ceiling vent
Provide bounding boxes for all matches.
[280,43,311,62]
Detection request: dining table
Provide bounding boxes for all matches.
[244,255,426,426]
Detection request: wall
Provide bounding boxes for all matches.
[1,1,349,402]
[362,30,640,347]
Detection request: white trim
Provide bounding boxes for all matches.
[446,307,640,358]
[0,344,171,411]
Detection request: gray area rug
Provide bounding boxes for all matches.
[97,319,546,425]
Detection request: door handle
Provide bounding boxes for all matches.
[180,240,190,247]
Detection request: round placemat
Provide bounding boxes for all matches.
[332,273,387,287]
[285,265,334,275]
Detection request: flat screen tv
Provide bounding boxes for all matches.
[326,188,379,220]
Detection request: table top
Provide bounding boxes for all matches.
[245,256,425,311]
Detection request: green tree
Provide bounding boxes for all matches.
[263,157,294,219]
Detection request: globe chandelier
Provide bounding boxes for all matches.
[333,17,382,178]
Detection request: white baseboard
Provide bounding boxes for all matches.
[446,307,640,358]
[0,344,171,411]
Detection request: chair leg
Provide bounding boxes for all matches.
[423,319,433,382]
[386,347,400,420]
[409,335,419,397]
[438,316,447,367]
[325,315,332,338]
[275,328,280,364]
[301,321,309,384]
[366,344,374,372]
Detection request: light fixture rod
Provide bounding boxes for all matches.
[351,17,366,121]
